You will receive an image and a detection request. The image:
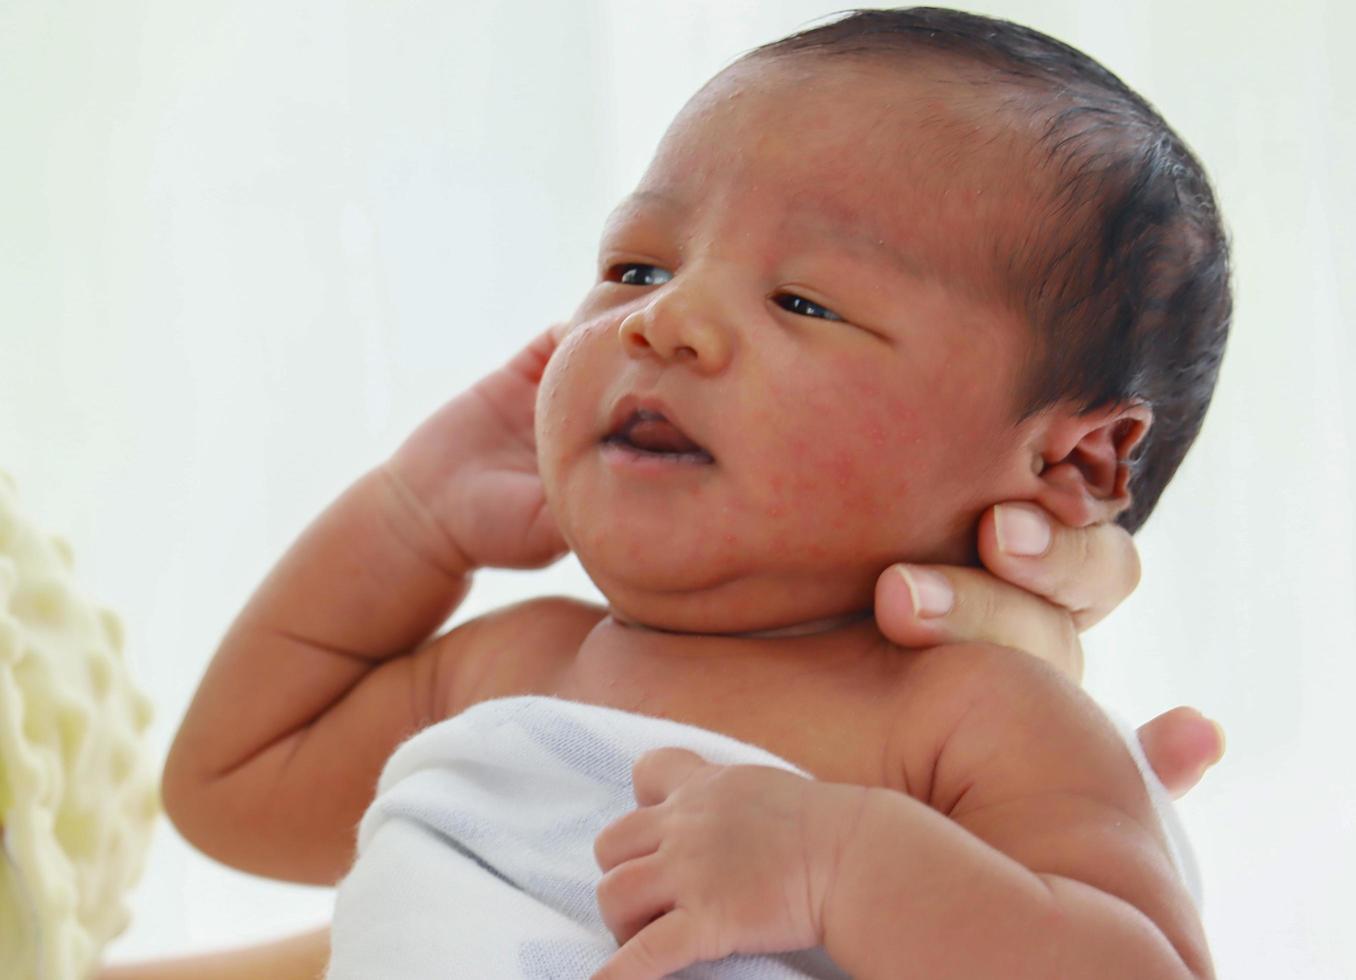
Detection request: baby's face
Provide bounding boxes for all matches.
[537,56,1048,633]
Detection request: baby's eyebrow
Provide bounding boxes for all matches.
[625,189,685,213]
[604,189,927,280]
[787,215,928,279]
[778,190,930,279]
[601,190,687,232]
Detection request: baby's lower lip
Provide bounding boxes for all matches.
[600,439,716,467]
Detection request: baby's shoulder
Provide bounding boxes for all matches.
[884,643,1206,972]
[890,640,1086,732]
[895,640,1085,710]
[433,596,607,720]
[888,642,1130,809]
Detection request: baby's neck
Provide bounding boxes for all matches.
[575,608,889,684]
[611,607,874,640]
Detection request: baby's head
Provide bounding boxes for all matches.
[537,7,1231,633]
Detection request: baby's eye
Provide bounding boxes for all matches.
[774,293,843,322]
[610,263,674,286]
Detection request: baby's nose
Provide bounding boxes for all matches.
[617,286,734,374]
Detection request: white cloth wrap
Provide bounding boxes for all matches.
[329,695,1199,979]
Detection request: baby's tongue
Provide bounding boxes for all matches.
[629,419,702,453]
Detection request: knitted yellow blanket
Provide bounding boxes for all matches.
[0,471,158,979]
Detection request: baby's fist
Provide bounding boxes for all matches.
[591,748,863,980]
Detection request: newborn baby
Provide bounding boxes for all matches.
[165,8,1229,978]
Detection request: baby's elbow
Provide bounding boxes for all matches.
[160,732,248,868]
[159,740,216,854]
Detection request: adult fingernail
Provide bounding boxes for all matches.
[1207,718,1227,765]
[895,566,954,618]
[1182,716,1226,787]
[995,504,1052,557]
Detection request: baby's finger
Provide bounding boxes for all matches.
[592,908,701,980]
[594,808,664,873]
[976,504,1141,631]
[630,747,707,807]
[595,854,674,948]
[509,326,565,384]
[875,564,1083,681]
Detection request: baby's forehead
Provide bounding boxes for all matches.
[636,55,1051,293]
[697,55,1040,165]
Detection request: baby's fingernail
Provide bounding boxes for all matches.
[995,504,1052,557]
[895,566,954,618]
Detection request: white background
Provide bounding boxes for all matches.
[2,1,1352,976]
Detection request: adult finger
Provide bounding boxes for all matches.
[1135,707,1226,799]
[975,504,1141,631]
[875,564,1084,682]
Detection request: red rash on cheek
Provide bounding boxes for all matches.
[772,432,892,537]
[810,382,922,514]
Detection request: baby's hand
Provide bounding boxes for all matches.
[383,328,568,571]
[591,748,861,980]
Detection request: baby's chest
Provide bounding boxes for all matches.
[548,653,914,792]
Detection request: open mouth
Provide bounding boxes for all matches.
[602,408,715,464]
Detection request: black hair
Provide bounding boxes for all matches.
[746,7,1232,532]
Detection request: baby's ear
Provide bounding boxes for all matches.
[1031,402,1152,528]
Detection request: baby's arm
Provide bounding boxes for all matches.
[162,464,476,884]
[163,331,568,884]
[821,645,1211,979]
[98,927,329,980]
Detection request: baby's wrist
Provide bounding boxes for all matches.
[813,782,884,939]
[374,461,479,579]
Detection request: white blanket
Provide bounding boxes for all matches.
[329,695,1199,979]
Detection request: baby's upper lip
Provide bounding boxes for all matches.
[603,396,712,457]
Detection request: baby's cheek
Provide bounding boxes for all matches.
[755,378,923,536]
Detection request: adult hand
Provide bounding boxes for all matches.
[873,502,1224,798]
